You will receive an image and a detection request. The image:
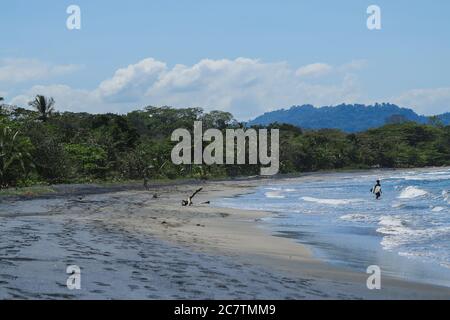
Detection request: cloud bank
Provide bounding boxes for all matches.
[0,58,79,83]
[8,57,366,120]
[5,57,449,119]
[392,87,450,115]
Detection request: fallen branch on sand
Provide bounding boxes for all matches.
[182,188,203,206]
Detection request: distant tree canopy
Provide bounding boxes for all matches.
[1,95,450,188]
[385,114,408,125]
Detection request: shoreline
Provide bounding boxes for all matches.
[173,179,450,299]
[3,165,449,201]
[1,175,450,299]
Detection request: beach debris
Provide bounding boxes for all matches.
[71,196,84,203]
[152,193,158,199]
[182,188,203,206]
[143,165,155,190]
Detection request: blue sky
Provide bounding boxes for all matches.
[1,0,450,119]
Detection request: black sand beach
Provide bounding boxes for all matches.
[1,179,450,300]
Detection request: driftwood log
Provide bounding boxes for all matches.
[182,188,203,206]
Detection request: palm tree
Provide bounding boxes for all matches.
[28,95,55,122]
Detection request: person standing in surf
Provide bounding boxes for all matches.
[371,180,382,200]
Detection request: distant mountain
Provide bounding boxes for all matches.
[437,112,450,125]
[247,103,450,132]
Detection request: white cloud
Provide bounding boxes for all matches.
[338,59,367,72]
[392,87,450,115]
[7,57,449,119]
[8,57,366,120]
[296,63,333,78]
[10,84,127,114]
[0,58,79,83]
[11,85,94,111]
[143,58,362,119]
[97,58,166,102]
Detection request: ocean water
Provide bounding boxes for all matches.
[215,168,450,287]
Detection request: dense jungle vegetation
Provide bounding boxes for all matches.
[1,95,450,189]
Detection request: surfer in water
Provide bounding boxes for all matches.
[371,180,382,200]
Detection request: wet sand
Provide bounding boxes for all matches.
[1,179,450,299]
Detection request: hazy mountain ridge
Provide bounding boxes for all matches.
[248,103,449,132]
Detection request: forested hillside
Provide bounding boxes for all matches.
[248,103,450,132]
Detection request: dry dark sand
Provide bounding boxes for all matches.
[1,179,450,300]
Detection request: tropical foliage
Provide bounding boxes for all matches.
[1,95,450,189]
[0,126,34,188]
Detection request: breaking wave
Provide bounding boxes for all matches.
[397,186,428,199]
[265,191,285,199]
[301,197,364,206]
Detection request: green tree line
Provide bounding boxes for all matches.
[1,95,450,188]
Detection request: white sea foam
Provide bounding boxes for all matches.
[390,170,450,182]
[426,170,450,175]
[340,213,373,222]
[378,216,406,229]
[399,251,450,270]
[380,228,450,251]
[405,175,450,181]
[377,216,413,249]
[301,197,364,206]
[398,251,429,259]
[391,202,405,208]
[397,186,428,199]
[265,191,285,199]
[265,187,282,191]
[432,206,445,212]
[378,214,450,250]
[265,187,296,192]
